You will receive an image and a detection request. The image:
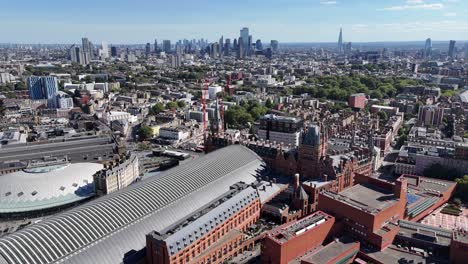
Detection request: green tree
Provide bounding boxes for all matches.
[14,81,27,90]
[395,134,407,149]
[138,125,153,141]
[149,103,165,115]
[377,111,388,121]
[265,98,273,108]
[455,175,468,202]
[225,105,253,128]
[177,101,186,108]
[165,101,178,110]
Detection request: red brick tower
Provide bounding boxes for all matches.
[298,124,329,178]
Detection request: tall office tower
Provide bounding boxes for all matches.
[255,39,263,51]
[154,39,158,53]
[210,42,219,58]
[338,28,343,54]
[240,27,249,56]
[170,55,181,68]
[81,38,90,64]
[111,46,118,57]
[224,38,231,56]
[247,35,252,56]
[237,37,244,59]
[27,76,59,108]
[424,38,432,58]
[175,43,183,55]
[145,43,151,56]
[219,36,224,56]
[233,38,238,51]
[69,45,85,65]
[448,40,456,58]
[81,37,94,63]
[265,48,273,59]
[100,41,109,59]
[163,40,171,53]
[270,40,279,52]
[345,42,352,55]
[465,43,468,58]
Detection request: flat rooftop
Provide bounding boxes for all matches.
[301,236,358,264]
[365,245,445,264]
[402,175,456,195]
[398,220,452,247]
[325,183,397,214]
[0,136,116,163]
[266,211,331,244]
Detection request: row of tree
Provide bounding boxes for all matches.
[294,75,423,101]
[225,101,269,129]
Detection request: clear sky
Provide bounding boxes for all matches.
[1,0,466,44]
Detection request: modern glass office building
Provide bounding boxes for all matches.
[27,76,59,108]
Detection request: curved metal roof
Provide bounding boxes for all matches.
[0,145,264,264]
[0,163,103,214]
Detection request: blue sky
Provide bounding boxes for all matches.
[0,0,466,44]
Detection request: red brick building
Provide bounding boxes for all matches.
[146,186,262,264]
[348,93,367,109]
[400,174,457,222]
[261,211,335,264]
[300,236,360,264]
[317,175,407,250]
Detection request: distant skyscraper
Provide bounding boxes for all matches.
[270,40,279,52]
[255,39,263,51]
[424,38,432,58]
[265,48,273,59]
[145,43,151,56]
[154,39,158,53]
[233,38,238,51]
[100,41,109,59]
[237,37,244,59]
[240,27,249,56]
[111,46,118,57]
[69,45,85,65]
[81,37,94,64]
[448,40,456,58]
[224,38,231,56]
[170,55,181,68]
[345,42,352,55]
[338,28,343,54]
[210,42,220,58]
[219,36,224,56]
[27,76,59,108]
[247,35,252,56]
[163,40,171,53]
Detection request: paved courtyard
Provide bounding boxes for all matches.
[420,204,468,231]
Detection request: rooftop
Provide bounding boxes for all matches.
[156,185,258,256]
[324,183,398,214]
[398,220,452,246]
[402,175,456,195]
[365,245,443,264]
[0,145,265,264]
[266,211,331,244]
[300,236,359,264]
[0,162,103,214]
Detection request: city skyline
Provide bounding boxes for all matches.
[1,0,467,44]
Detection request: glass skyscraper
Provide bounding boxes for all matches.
[27,76,59,108]
[240,27,249,57]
